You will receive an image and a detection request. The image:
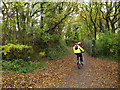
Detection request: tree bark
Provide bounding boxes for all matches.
[90,2,98,40]
[40,2,44,29]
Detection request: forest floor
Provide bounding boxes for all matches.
[2,47,119,88]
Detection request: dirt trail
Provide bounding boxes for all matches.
[49,47,118,88]
[2,47,118,88]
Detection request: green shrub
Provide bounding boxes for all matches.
[94,32,119,59]
[2,59,47,73]
[1,43,34,61]
[82,40,92,55]
[46,39,70,60]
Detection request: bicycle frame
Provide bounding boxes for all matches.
[76,54,83,69]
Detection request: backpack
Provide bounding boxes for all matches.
[75,45,78,50]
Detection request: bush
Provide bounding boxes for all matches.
[46,39,70,60]
[82,40,92,55]
[1,43,34,61]
[2,59,47,73]
[94,32,119,59]
[46,46,69,60]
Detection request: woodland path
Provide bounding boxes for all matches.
[49,47,118,88]
[2,47,118,88]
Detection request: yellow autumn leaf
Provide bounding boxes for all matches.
[4,52,7,55]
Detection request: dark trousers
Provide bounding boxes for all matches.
[75,53,83,63]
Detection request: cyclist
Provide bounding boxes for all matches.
[73,42,84,66]
[78,42,84,65]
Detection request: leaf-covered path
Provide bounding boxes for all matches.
[50,49,118,88]
[2,47,118,88]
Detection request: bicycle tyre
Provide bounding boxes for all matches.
[77,63,81,69]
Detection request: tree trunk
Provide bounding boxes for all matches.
[89,2,98,40]
[111,22,115,33]
[106,18,110,31]
[119,2,120,29]
[40,2,44,29]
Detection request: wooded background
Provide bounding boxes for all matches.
[1,1,120,60]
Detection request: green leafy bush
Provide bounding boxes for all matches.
[1,43,34,61]
[94,32,120,59]
[2,59,47,73]
[82,40,92,55]
[46,39,70,60]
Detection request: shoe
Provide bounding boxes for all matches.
[81,62,84,66]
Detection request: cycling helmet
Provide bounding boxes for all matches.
[78,42,82,46]
[78,42,81,45]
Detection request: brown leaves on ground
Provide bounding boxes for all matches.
[2,47,119,88]
[51,51,118,88]
[2,52,74,88]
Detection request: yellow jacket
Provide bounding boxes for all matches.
[73,45,84,53]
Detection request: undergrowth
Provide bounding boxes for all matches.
[94,55,119,62]
[2,59,47,73]
[46,38,71,60]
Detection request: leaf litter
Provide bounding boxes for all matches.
[2,47,118,88]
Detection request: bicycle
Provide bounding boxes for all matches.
[76,54,84,69]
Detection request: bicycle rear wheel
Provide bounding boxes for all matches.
[77,63,81,69]
[77,60,81,69]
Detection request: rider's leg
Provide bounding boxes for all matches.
[79,53,84,65]
[77,54,79,64]
[75,53,79,64]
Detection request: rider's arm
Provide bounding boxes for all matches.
[79,47,84,53]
